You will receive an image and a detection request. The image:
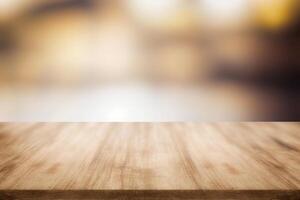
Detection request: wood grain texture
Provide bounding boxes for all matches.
[0,123,299,199]
[0,190,300,200]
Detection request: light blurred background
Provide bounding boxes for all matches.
[0,0,299,121]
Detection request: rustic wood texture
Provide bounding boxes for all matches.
[0,123,299,199]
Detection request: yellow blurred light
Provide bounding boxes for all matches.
[161,7,199,33]
[255,0,297,30]
[127,0,200,33]
[126,0,180,25]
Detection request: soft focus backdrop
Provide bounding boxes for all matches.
[0,0,299,120]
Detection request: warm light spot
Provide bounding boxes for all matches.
[126,0,180,25]
[199,0,251,25]
[163,7,199,33]
[0,0,27,20]
[255,0,297,30]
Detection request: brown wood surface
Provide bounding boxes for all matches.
[0,123,299,199]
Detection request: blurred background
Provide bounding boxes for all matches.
[0,0,299,121]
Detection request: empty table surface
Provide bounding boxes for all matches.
[0,123,299,199]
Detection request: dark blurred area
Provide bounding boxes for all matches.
[0,0,299,121]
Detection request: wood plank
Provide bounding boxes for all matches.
[1,190,300,200]
[0,123,299,199]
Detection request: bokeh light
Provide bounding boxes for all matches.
[0,0,299,121]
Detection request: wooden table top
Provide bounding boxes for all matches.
[0,123,299,199]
